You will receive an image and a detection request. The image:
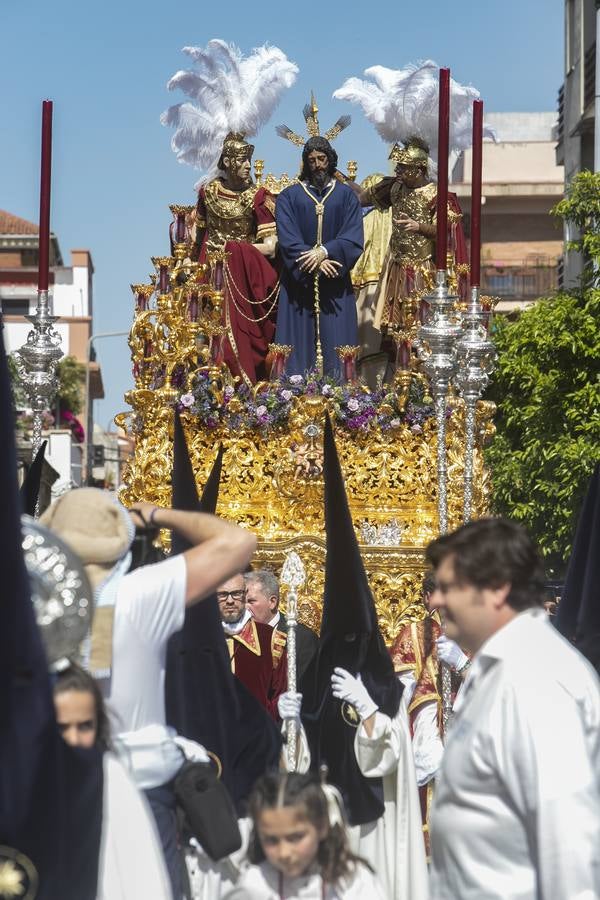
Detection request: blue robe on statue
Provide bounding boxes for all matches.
[275,179,364,376]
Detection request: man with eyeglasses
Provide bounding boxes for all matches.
[217,573,287,720]
[427,517,600,900]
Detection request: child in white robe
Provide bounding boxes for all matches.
[223,771,385,900]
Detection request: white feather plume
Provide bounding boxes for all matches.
[333,60,496,173]
[161,39,298,185]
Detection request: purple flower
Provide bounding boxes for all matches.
[256,404,267,416]
[224,385,234,400]
[180,393,195,408]
[411,423,423,434]
[347,398,360,411]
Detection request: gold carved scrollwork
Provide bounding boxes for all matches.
[120,401,491,646]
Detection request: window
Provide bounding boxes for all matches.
[2,297,31,316]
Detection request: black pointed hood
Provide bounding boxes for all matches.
[555,463,600,672]
[0,336,103,898]
[20,439,47,517]
[300,413,402,826]
[165,410,281,812]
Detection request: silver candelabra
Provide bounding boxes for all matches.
[454,287,497,522]
[416,270,462,535]
[15,289,63,462]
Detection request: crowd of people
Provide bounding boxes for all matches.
[4,340,599,898]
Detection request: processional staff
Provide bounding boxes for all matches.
[16,100,63,512]
[455,100,496,523]
[415,69,459,733]
[280,550,307,771]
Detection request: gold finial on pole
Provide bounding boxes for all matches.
[254,159,264,185]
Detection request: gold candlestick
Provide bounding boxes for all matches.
[254,159,265,185]
[336,345,360,383]
[131,283,155,312]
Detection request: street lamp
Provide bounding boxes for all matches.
[84,330,129,484]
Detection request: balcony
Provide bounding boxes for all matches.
[584,42,596,112]
[481,258,559,301]
[557,84,565,144]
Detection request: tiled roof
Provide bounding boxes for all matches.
[0,210,38,235]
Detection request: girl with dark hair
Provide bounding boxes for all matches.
[53,662,112,751]
[53,661,173,900]
[224,772,385,899]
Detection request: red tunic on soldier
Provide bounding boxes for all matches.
[193,134,279,385]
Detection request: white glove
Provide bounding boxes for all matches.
[436,634,469,670]
[277,691,303,721]
[173,735,210,764]
[412,701,444,786]
[330,667,378,721]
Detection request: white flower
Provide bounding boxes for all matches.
[411,423,423,434]
[180,393,195,408]
[281,390,293,401]
[224,385,234,399]
[390,417,402,427]
[321,384,333,396]
[256,404,268,416]
[347,398,360,411]
[289,374,303,384]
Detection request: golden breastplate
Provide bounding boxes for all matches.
[204,181,257,249]
[389,182,436,264]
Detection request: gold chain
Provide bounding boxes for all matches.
[224,260,281,304]
[224,268,280,323]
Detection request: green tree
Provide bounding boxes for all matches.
[552,170,600,282]
[486,172,600,575]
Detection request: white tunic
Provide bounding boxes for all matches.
[348,693,429,900]
[223,860,385,899]
[97,753,171,900]
[430,608,600,900]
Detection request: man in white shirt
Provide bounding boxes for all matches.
[426,517,600,900]
[41,489,256,899]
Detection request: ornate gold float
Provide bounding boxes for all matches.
[117,182,494,647]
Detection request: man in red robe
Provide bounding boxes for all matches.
[217,572,287,721]
[192,132,279,385]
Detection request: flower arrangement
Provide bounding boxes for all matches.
[178,370,437,436]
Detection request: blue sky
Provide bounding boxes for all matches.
[0,0,563,429]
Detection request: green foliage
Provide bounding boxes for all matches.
[55,356,85,415]
[8,353,85,414]
[552,171,600,283]
[6,353,28,408]
[486,288,600,574]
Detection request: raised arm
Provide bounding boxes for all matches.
[130,504,256,606]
